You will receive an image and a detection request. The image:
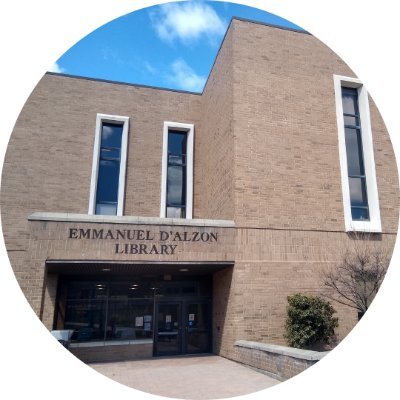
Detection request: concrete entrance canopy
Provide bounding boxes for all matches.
[27,212,236,330]
[46,260,233,276]
[28,213,236,266]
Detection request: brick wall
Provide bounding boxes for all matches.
[1,76,201,307]
[70,342,153,363]
[231,20,398,232]
[233,340,327,381]
[213,228,397,361]
[195,26,235,220]
[0,19,398,363]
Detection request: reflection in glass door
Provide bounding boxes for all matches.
[155,303,182,356]
[155,301,211,356]
[185,302,210,354]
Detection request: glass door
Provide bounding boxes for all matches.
[155,302,182,356]
[184,302,211,354]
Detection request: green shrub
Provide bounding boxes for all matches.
[284,293,338,349]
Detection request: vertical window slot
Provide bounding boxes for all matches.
[341,87,369,221]
[161,122,194,219]
[89,114,129,216]
[334,75,381,232]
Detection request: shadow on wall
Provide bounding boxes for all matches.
[212,265,234,355]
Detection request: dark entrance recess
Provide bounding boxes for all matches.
[50,261,232,357]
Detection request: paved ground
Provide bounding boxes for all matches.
[89,355,280,399]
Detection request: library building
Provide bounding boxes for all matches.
[1,18,398,369]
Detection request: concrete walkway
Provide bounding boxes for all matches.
[89,355,280,399]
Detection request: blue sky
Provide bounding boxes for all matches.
[51,1,302,93]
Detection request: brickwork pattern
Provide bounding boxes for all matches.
[196,27,235,220]
[0,19,398,365]
[1,76,201,302]
[70,343,153,363]
[231,20,399,232]
[214,228,396,362]
[233,344,317,381]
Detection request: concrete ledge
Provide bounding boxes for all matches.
[234,340,329,381]
[28,212,235,228]
[235,340,328,361]
[70,342,153,363]
[70,339,152,348]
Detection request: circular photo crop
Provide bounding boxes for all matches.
[1,1,398,399]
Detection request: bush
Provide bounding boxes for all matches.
[284,293,338,349]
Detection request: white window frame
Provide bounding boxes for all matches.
[160,121,194,219]
[88,113,129,216]
[333,75,381,232]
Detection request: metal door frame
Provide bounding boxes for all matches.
[154,301,183,356]
[154,299,212,356]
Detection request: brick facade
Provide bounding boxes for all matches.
[1,19,398,364]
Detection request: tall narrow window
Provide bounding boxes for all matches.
[89,114,129,216]
[166,131,187,218]
[341,87,369,221]
[334,75,381,232]
[161,122,194,219]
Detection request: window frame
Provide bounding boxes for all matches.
[88,113,129,216]
[333,75,381,232]
[160,121,194,219]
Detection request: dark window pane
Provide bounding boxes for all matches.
[168,131,187,155]
[107,300,135,340]
[349,177,368,207]
[109,282,153,299]
[168,154,186,165]
[63,281,154,343]
[182,286,197,295]
[67,282,108,300]
[342,88,359,115]
[345,128,365,176]
[343,115,360,127]
[187,303,209,330]
[186,303,210,353]
[107,301,153,341]
[101,123,123,149]
[342,86,370,221]
[166,130,187,219]
[167,165,186,205]
[156,303,181,355]
[96,159,120,203]
[101,147,120,161]
[95,122,123,215]
[165,286,180,295]
[351,207,369,221]
[65,300,107,342]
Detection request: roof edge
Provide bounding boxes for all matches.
[200,16,309,94]
[46,16,309,95]
[231,16,309,35]
[45,72,202,96]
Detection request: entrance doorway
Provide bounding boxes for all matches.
[53,268,218,358]
[155,300,211,356]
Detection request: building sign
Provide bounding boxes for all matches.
[68,227,218,255]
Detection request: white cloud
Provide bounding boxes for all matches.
[143,61,157,75]
[48,62,65,73]
[168,58,206,92]
[150,2,226,45]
